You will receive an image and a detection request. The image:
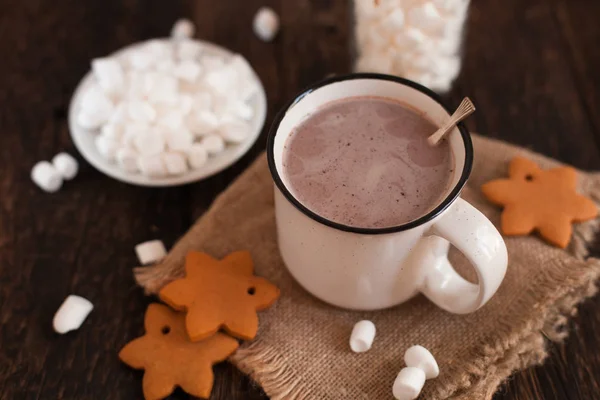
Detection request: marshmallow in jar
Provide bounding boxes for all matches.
[354,0,470,93]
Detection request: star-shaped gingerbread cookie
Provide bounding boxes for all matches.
[119,303,239,400]
[159,251,280,341]
[481,156,597,248]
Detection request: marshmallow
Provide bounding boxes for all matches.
[230,100,254,120]
[31,161,63,193]
[404,345,439,379]
[101,123,123,141]
[193,92,213,112]
[187,110,219,136]
[163,152,189,175]
[202,55,226,71]
[393,345,439,400]
[218,119,250,144]
[135,240,167,265]
[178,94,194,115]
[92,57,125,96]
[382,8,405,30]
[116,148,139,173]
[95,135,119,161]
[128,101,157,123]
[349,320,376,353]
[80,87,114,124]
[166,128,194,151]
[253,7,280,42]
[157,109,185,130]
[393,367,425,400]
[171,18,195,40]
[52,153,79,180]
[53,295,94,334]
[129,49,155,70]
[76,110,104,130]
[134,129,165,156]
[109,103,128,125]
[157,58,176,73]
[138,154,167,177]
[408,3,443,32]
[187,143,209,169]
[200,134,226,155]
[177,39,201,61]
[174,60,202,83]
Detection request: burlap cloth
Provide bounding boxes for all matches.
[135,134,600,399]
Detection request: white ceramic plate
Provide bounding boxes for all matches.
[68,39,267,187]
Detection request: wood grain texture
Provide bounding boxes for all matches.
[0,0,599,399]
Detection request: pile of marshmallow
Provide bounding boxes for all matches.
[75,19,260,178]
[354,0,470,93]
[350,320,440,400]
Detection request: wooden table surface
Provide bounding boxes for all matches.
[2,0,600,399]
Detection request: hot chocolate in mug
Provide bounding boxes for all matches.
[267,73,507,312]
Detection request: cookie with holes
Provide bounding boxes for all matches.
[481,156,597,248]
[159,251,280,341]
[118,303,239,400]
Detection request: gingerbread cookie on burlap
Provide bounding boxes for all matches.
[481,156,598,248]
[159,251,280,341]
[119,303,239,400]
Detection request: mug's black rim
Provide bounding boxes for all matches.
[267,73,473,235]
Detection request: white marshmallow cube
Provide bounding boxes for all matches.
[187,143,209,169]
[200,134,225,155]
[171,18,195,40]
[31,161,63,193]
[128,101,157,123]
[92,57,125,96]
[52,153,79,180]
[253,7,280,42]
[177,39,201,61]
[349,320,376,353]
[158,109,185,131]
[135,240,167,264]
[393,367,426,400]
[76,110,104,130]
[95,135,119,161]
[116,148,139,173]
[188,111,219,136]
[163,152,188,175]
[218,119,250,144]
[134,130,165,156]
[393,345,439,400]
[138,154,167,177]
[101,123,123,141]
[166,129,194,151]
[53,295,94,334]
[174,61,202,83]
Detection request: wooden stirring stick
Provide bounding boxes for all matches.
[427,97,476,146]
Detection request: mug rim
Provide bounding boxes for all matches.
[267,73,473,235]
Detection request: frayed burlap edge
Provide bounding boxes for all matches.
[133,173,600,400]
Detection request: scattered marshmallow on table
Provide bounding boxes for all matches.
[135,240,167,265]
[349,320,376,353]
[393,345,439,400]
[75,19,259,179]
[52,153,79,180]
[253,7,280,42]
[53,295,94,334]
[31,161,63,193]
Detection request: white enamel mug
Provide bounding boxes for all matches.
[267,74,507,313]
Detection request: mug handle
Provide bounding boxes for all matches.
[419,198,508,314]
